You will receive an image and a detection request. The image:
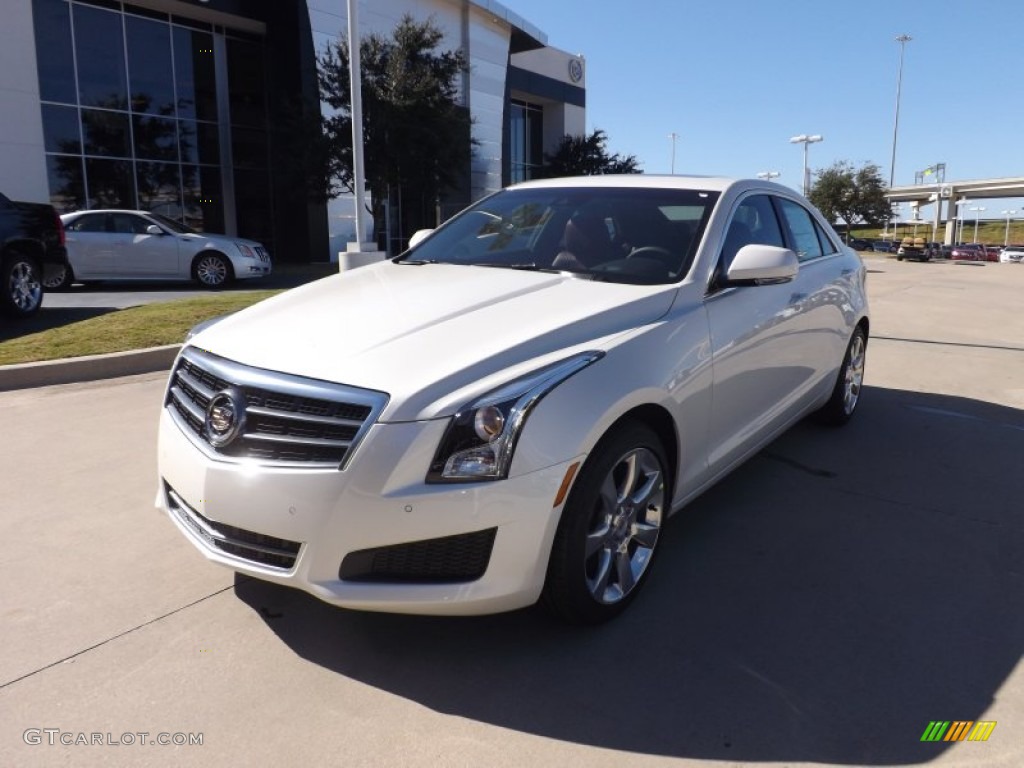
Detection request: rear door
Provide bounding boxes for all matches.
[64,212,115,278]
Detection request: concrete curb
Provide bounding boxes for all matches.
[0,345,181,392]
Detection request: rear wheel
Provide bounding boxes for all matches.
[543,422,668,624]
[815,326,867,426]
[1,253,43,318]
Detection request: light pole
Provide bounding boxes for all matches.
[789,134,822,196]
[1002,209,1017,245]
[969,206,986,243]
[889,34,912,189]
[757,171,781,181]
[668,132,679,174]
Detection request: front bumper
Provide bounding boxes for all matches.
[156,407,577,615]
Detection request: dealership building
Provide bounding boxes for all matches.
[1,0,586,260]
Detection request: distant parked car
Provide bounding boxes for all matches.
[847,237,873,251]
[52,210,272,290]
[950,244,987,261]
[999,244,1024,263]
[983,245,1002,262]
[0,191,67,318]
[871,240,896,253]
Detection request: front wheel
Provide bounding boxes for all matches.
[1,253,44,318]
[193,253,233,289]
[815,326,867,426]
[543,422,668,624]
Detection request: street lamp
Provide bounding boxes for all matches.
[668,132,679,174]
[789,134,823,196]
[889,34,912,188]
[1002,209,1017,245]
[969,206,986,243]
[757,171,781,181]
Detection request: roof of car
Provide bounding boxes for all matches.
[60,209,155,218]
[510,175,778,195]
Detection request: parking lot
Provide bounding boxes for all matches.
[1,256,1022,767]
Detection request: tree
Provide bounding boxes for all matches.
[315,15,473,242]
[541,129,641,177]
[808,161,893,238]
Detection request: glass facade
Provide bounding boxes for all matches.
[31,0,269,239]
[509,99,543,184]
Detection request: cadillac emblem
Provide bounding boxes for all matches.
[204,387,246,448]
[568,58,584,83]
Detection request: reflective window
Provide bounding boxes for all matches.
[227,38,266,128]
[178,120,219,166]
[173,27,217,122]
[46,155,85,213]
[67,212,108,233]
[714,194,786,287]
[778,198,825,262]
[132,114,178,161]
[126,15,175,115]
[85,157,136,209]
[81,108,131,158]
[74,4,128,109]
[182,165,223,232]
[42,104,81,154]
[33,0,77,103]
[136,161,181,214]
[510,100,543,184]
[111,212,150,234]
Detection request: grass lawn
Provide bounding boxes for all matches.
[0,290,280,366]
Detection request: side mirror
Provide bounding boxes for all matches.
[145,224,164,236]
[726,244,799,284]
[408,229,433,248]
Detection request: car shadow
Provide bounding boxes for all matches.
[0,306,119,341]
[233,385,1023,764]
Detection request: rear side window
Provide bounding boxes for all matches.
[777,199,836,261]
[68,213,108,233]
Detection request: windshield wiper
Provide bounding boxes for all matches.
[471,262,558,272]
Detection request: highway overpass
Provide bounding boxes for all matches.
[886,177,1024,243]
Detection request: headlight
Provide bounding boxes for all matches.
[235,243,255,258]
[427,351,604,483]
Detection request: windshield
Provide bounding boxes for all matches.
[398,186,719,284]
[149,213,197,234]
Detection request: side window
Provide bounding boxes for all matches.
[815,220,838,256]
[777,199,824,262]
[70,213,107,233]
[714,194,785,286]
[111,214,145,234]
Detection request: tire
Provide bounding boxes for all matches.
[815,326,867,426]
[193,252,233,289]
[42,262,74,291]
[543,422,669,624]
[1,252,44,318]
[896,254,904,261]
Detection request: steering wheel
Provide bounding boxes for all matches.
[627,246,675,265]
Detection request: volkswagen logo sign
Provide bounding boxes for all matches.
[204,387,247,448]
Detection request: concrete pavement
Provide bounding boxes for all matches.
[1,257,1022,767]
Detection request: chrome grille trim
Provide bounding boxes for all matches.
[166,485,301,570]
[166,346,388,470]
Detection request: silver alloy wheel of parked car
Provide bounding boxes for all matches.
[585,445,665,604]
[194,253,230,288]
[42,262,73,291]
[544,421,667,623]
[3,255,43,317]
[842,331,866,416]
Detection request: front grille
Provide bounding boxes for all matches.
[255,246,271,262]
[165,484,301,570]
[338,529,497,584]
[166,347,387,469]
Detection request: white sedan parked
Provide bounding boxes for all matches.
[158,176,868,624]
[51,210,272,289]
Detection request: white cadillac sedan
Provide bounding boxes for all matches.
[52,210,272,289]
[157,176,868,624]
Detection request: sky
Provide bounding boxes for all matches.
[506,0,1024,221]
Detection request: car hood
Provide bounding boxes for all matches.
[188,261,677,421]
